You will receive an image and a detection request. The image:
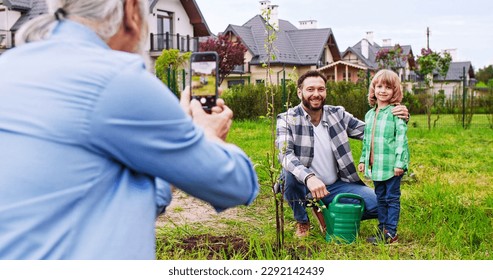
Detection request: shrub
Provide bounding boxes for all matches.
[222,83,299,120]
[223,81,372,120]
[325,81,369,120]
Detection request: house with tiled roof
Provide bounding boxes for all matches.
[221,0,342,88]
[430,61,475,98]
[147,0,212,59]
[325,31,416,84]
[0,0,46,52]
[0,0,212,61]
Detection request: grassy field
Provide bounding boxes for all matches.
[191,75,217,96]
[156,114,493,260]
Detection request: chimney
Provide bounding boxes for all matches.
[382,38,392,47]
[366,31,374,45]
[361,39,369,59]
[259,1,279,30]
[268,5,279,29]
[299,20,318,29]
[259,0,271,15]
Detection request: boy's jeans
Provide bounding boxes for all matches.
[373,175,402,237]
[282,170,378,223]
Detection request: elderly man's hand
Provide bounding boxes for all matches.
[180,86,232,142]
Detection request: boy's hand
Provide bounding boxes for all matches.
[394,168,404,176]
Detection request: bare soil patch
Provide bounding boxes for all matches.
[155,189,244,228]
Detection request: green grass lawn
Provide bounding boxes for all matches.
[156,114,493,260]
[191,75,217,96]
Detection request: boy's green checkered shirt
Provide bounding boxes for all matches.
[359,105,409,181]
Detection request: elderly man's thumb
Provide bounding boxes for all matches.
[190,99,206,117]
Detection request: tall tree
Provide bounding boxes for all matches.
[199,34,247,84]
[415,48,452,129]
[375,44,410,71]
[476,65,493,84]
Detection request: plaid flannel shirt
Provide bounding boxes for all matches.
[359,105,409,181]
[276,104,365,184]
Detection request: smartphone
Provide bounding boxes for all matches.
[190,51,219,112]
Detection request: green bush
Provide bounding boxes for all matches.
[325,81,369,120]
[402,91,424,114]
[222,83,299,120]
[221,80,493,130]
[223,81,372,120]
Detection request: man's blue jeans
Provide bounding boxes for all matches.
[373,175,402,236]
[282,170,378,223]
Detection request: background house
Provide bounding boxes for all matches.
[147,0,212,62]
[430,61,475,98]
[221,0,341,88]
[0,0,46,53]
[336,31,416,84]
[0,0,211,64]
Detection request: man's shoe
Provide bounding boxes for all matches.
[295,222,310,238]
[311,207,326,234]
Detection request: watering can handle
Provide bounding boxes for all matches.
[332,193,365,214]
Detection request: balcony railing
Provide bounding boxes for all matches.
[149,32,199,52]
[0,30,11,49]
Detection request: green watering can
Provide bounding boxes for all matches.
[317,193,365,244]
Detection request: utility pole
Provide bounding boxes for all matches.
[426,27,430,49]
[462,66,466,128]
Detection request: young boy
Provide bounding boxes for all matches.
[358,69,410,244]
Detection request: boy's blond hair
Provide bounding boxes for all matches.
[368,69,403,107]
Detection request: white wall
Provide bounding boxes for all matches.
[324,45,333,64]
[0,7,21,48]
[433,82,460,98]
[148,0,194,36]
[0,7,21,30]
[146,0,195,52]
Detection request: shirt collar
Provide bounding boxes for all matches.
[50,20,110,50]
[299,104,327,126]
[373,104,393,112]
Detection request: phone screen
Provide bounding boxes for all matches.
[190,52,218,111]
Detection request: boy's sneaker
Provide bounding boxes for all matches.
[367,230,398,245]
[384,232,398,244]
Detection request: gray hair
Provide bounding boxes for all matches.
[15,0,148,45]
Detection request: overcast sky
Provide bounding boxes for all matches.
[194,0,493,70]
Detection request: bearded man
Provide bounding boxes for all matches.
[276,70,408,238]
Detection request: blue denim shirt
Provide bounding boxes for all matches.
[0,20,259,259]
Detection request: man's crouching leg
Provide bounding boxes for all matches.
[282,170,311,237]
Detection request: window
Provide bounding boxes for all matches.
[321,49,327,65]
[227,79,245,87]
[256,79,265,85]
[232,64,245,73]
[344,72,351,80]
[157,11,173,49]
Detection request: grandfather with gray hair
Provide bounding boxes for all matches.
[0,0,259,259]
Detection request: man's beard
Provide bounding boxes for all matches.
[302,95,325,111]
